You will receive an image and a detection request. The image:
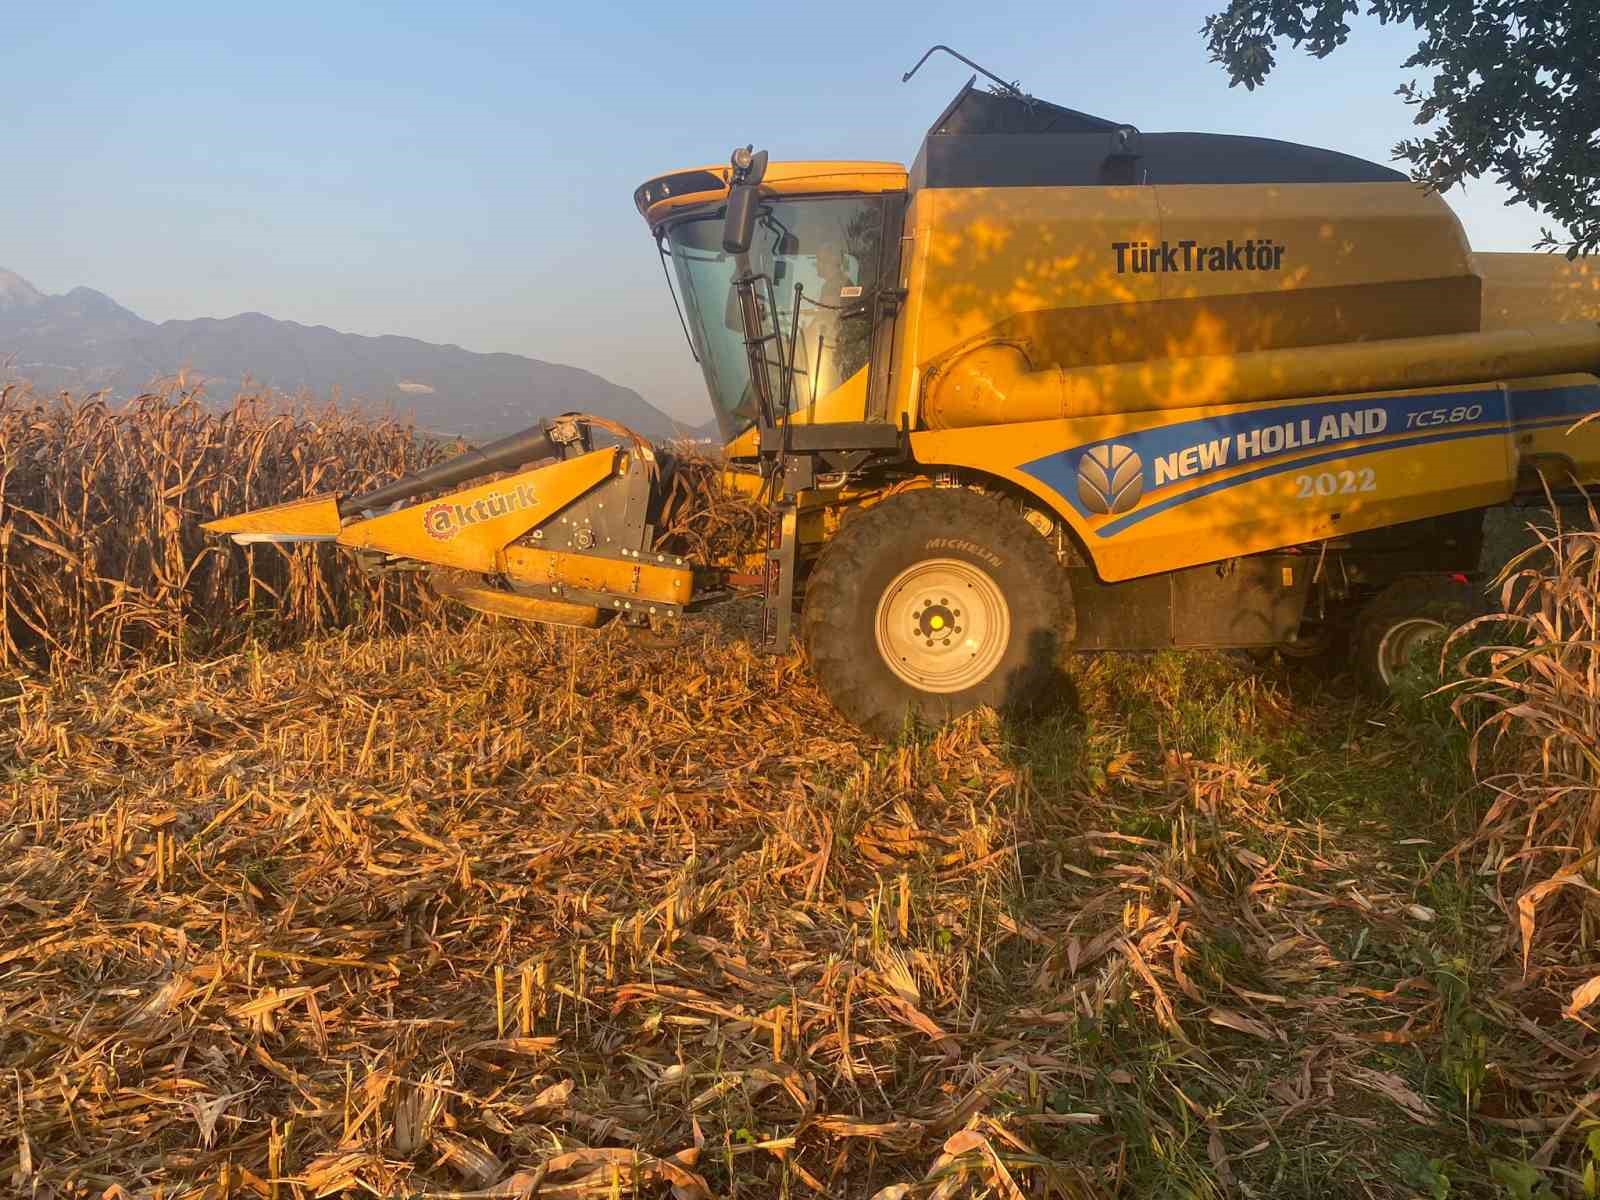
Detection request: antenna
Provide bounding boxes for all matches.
[901,45,1026,98]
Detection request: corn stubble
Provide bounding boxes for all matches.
[9,606,1450,1199]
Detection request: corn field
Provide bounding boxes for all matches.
[3,383,1600,1195]
[1452,499,1600,1009]
[0,384,456,674]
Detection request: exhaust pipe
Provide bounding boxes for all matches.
[340,420,561,516]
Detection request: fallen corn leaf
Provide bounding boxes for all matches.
[1566,974,1600,1018]
[1207,1007,1277,1041]
[1346,1067,1436,1124]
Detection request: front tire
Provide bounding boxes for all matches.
[801,488,1074,737]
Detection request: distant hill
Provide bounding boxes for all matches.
[0,267,686,440]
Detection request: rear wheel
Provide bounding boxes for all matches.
[1354,576,1479,696]
[801,488,1074,737]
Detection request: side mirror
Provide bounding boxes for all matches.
[722,145,769,255]
[722,186,760,254]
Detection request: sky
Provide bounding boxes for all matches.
[2,1,1564,423]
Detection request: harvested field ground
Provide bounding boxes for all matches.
[5,607,1594,1199]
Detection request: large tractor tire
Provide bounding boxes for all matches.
[1353,575,1481,696]
[801,488,1074,737]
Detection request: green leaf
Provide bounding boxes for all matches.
[1202,0,1600,255]
[1489,1158,1546,1200]
[1394,1149,1451,1199]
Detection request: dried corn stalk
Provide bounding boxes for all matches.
[0,383,457,672]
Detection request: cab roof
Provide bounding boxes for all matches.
[634,161,905,231]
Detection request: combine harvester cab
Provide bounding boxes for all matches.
[213,58,1600,736]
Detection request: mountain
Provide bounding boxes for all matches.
[0,268,47,313]
[0,268,686,439]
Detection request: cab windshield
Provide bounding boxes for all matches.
[665,195,887,441]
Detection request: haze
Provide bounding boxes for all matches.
[4,1,1561,424]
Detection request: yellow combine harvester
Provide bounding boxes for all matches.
[208,59,1600,735]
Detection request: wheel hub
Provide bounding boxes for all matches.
[873,558,1010,694]
[915,599,961,641]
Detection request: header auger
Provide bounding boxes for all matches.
[211,66,1600,735]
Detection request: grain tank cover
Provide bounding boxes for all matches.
[911,82,1407,190]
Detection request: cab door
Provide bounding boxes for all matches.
[866,192,907,423]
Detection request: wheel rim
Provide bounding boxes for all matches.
[873,557,1010,694]
[1376,617,1449,687]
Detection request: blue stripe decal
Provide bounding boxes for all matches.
[1096,412,1590,538]
[1019,381,1600,539]
[1094,424,1498,537]
[1509,384,1600,424]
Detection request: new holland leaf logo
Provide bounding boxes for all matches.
[1077,444,1144,515]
